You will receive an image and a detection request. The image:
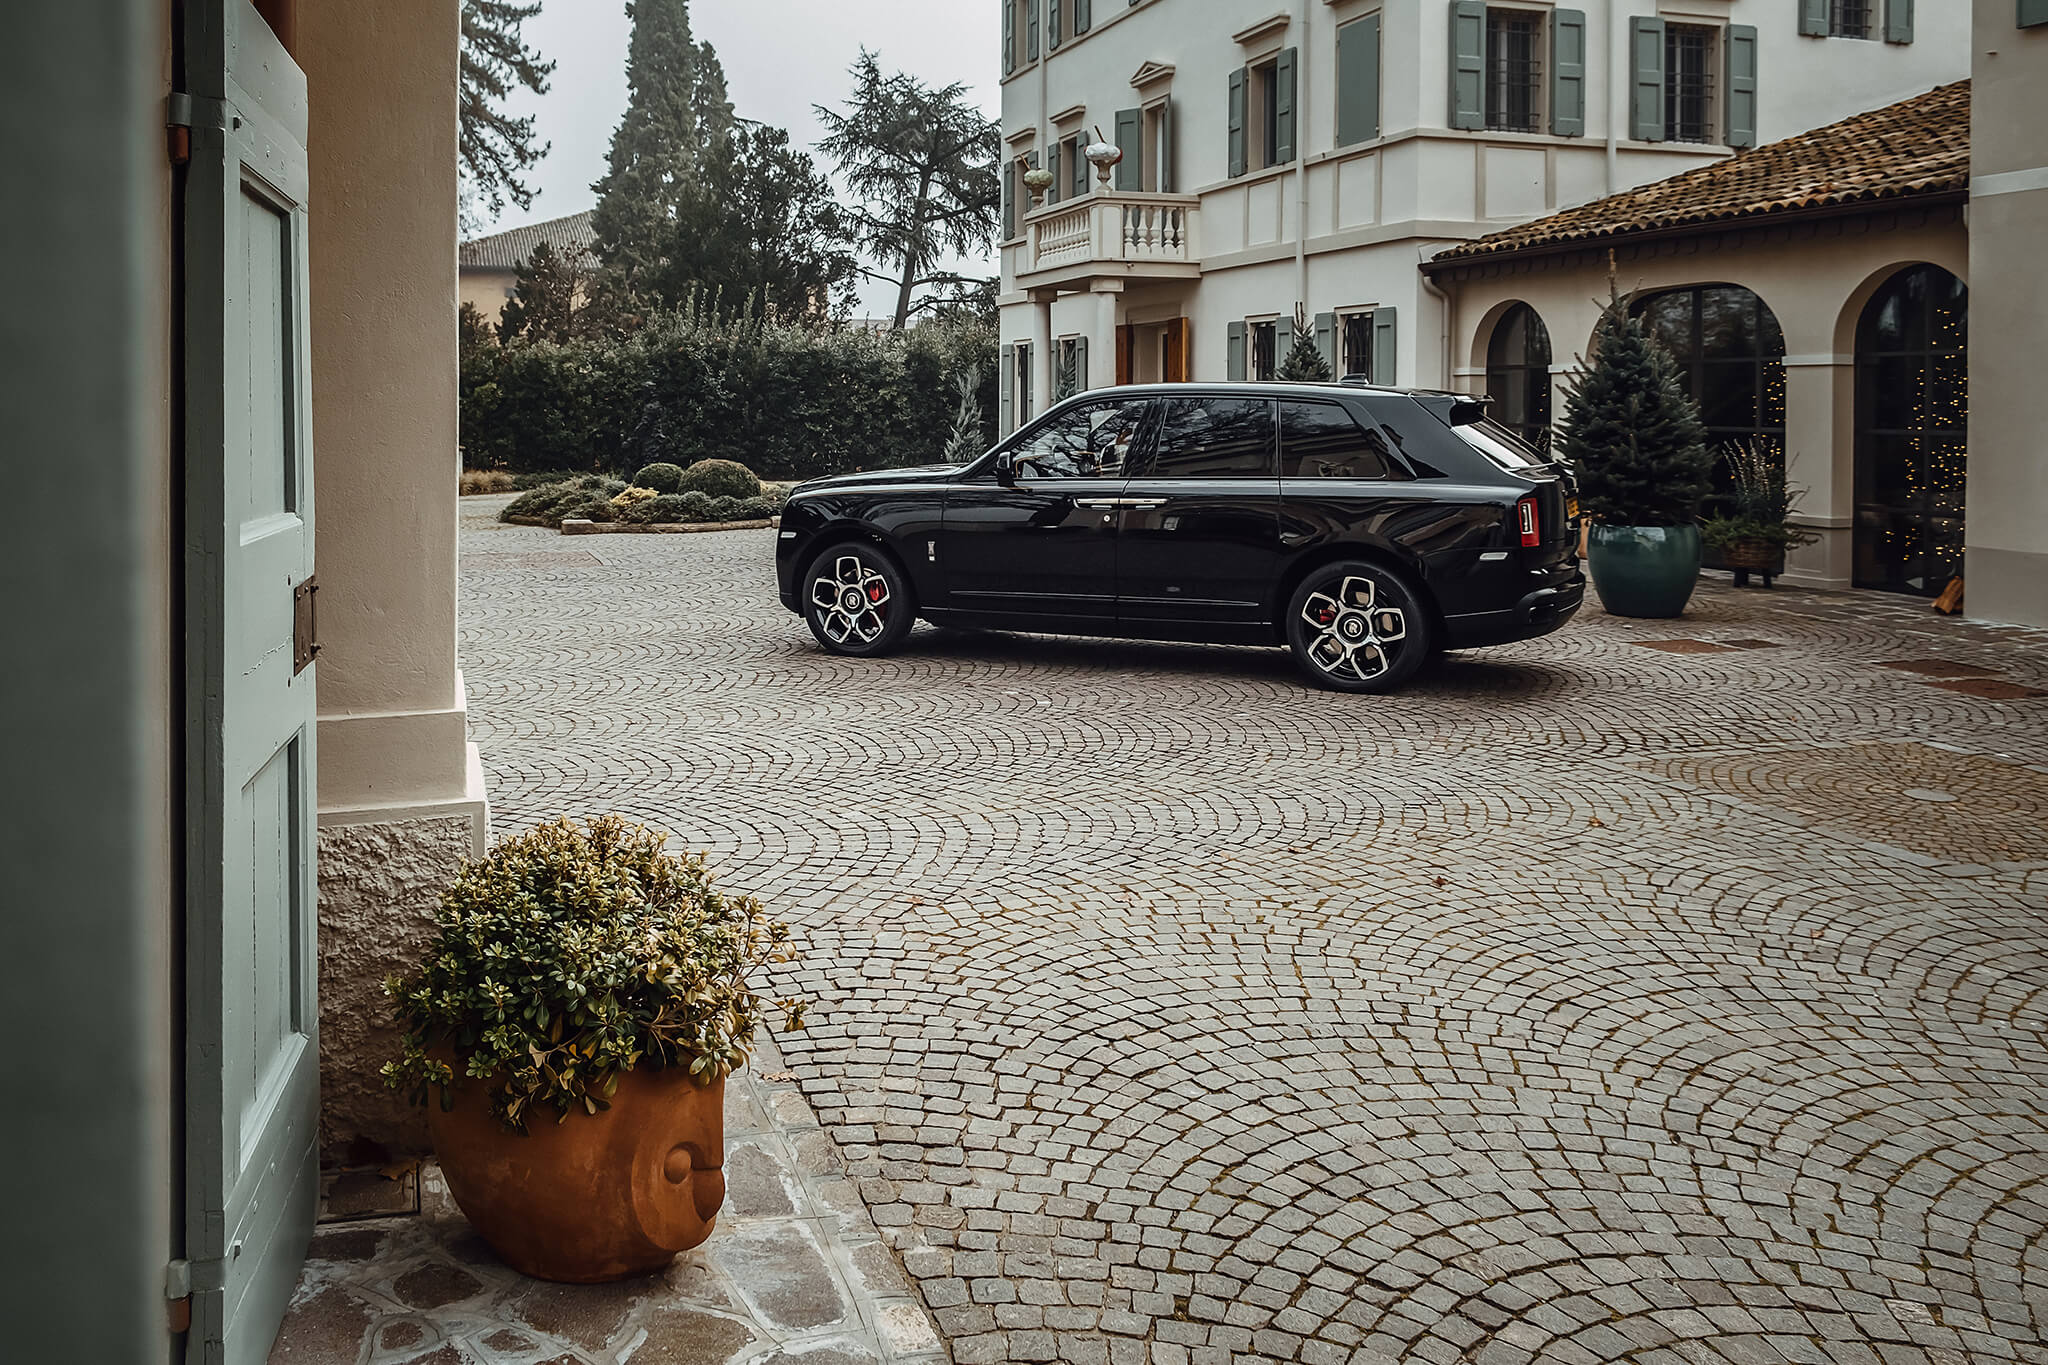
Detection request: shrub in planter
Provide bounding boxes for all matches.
[678,458,762,500]
[632,462,687,493]
[1556,292,1713,618]
[383,817,804,1282]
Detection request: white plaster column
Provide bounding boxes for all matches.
[1088,280,1123,390]
[1781,356,1855,590]
[304,0,486,849]
[1029,290,1054,419]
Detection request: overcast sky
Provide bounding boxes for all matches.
[479,0,1002,317]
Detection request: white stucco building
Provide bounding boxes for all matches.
[996,0,1967,423]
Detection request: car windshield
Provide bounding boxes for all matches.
[1449,416,1549,471]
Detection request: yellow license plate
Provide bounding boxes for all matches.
[1566,496,1580,521]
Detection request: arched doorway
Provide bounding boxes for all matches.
[1486,303,1552,451]
[1854,264,1968,596]
[1630,285,1787,511]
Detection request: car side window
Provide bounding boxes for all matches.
[1357,395,1448,478]
[1010,400,1149,479]
[1141,397,1275,478]
[1279,402,1397,479]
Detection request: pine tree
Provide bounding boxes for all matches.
[589,0,734,296]
[816,52,1002,328]
[459,0,555,231]
[1276,308,1333,382]
[1555,292,1713,526]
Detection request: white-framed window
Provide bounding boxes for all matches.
[1484,6,1545,134]
[1829,0,1875,38]
[1664,23,1717,145]
[1338,309,1376,381]
[1142,100,1171,192]
[1248,318,1279,381]
[1054,336,1088,399]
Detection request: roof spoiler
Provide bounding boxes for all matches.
[1446,397,1490,427]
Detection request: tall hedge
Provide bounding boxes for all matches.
[460,304,998,480]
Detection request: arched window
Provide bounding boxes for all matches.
[1855,265,1968,596]
[1630,285,1786,508]
[1485,304,1553,451]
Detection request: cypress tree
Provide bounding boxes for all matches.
[590,0,733,295]
[1556,291,1713,527]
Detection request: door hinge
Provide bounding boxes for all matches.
[165,1260,192,1333]
[166,92,193,166]
[293,575,321,675]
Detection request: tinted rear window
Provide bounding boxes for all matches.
[1279,401,1395,479]
[1142,397,1275,477]
[1450,416,1548,472]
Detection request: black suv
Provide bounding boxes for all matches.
[775,383,1583,692]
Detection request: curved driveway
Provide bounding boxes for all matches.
[461,499,2048,1365]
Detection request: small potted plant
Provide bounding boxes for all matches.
[1556,291,1714,618]
[1699,438,1817,588]
[382,817,803,1283]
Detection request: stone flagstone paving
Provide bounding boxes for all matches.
[297,495,2048,1364]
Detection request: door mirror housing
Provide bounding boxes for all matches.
[994,450,1017,485]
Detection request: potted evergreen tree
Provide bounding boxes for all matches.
[1556,293,1714,618]
[383,817,804,1283]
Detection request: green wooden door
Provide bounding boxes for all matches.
[182,4,320,1362]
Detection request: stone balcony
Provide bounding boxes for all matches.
[1016,191,1202,291]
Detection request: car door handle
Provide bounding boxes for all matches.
[1074,498,1123,508]
[1121,499,1167,509]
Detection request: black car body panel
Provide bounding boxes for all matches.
[775,382,1584,653]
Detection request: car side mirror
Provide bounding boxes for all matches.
[994,450,1016,486]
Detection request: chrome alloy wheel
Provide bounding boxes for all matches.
[809,554,892,646]
[1299,575,1408,683]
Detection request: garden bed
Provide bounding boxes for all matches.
[560,517,777,535]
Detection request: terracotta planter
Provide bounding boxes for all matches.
[428,1066,727,1283]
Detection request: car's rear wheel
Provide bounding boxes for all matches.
[802,542,915,657]
[1283,560,1431,693]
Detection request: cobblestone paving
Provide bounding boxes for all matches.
[458,496,2048,1365]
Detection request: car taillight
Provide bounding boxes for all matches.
[1517,496,1540,547]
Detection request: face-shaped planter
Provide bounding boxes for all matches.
[427,1066,727,1283]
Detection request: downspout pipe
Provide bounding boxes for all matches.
[1295,0,1310,307]
[1606,3,1623,195]
[1421,261,1454,394]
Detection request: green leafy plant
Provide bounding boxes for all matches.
[383,816,805,1133]
[501,475,627,527]
[1555,291,1713,527]
[677,458,762,499]
[941,365,984,464]
[632,461,687,493]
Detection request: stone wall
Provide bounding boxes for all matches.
[317,815,474,1163]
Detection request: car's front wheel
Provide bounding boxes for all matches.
[1283,560,1431,693]
[802,541,916,657]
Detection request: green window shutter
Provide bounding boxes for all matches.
[1020,342,1033,416]
[1274,48,1298,162]
[1002,165,1014,239]
[1799,0,1827,35]
[1336,14,1382,147]
[1027,0,1040,61]
[1047,143,1061,204]
[1725,25,1758,149]
[1072,138,1088,198]
[1074,335,1089,391]
[1315,312,1336,371]
[1114,109,1142,191]
[1001,352,1014,431]
[1630,17,1666,142]
[1074,0,1091,35]
[1003,1,1017,76]
[1449,0,1486,131]
[1049,0,1061,49]
[2024,0,2048,28]
[1227,321,1247,380]
[1886,0,1914,43]
[1551,10,1587,137]
[1228,67,1248,178]
[1276,313,1295,366]
[1371,308,1398,386]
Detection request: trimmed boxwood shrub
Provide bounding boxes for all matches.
[632,461,686,493]
[677,459,761,500]
[460,305,996,481]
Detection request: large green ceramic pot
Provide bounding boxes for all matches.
[1587,524,1702,618]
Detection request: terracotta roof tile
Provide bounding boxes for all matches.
[458,209,597,271]
[1429,81,1968,267]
